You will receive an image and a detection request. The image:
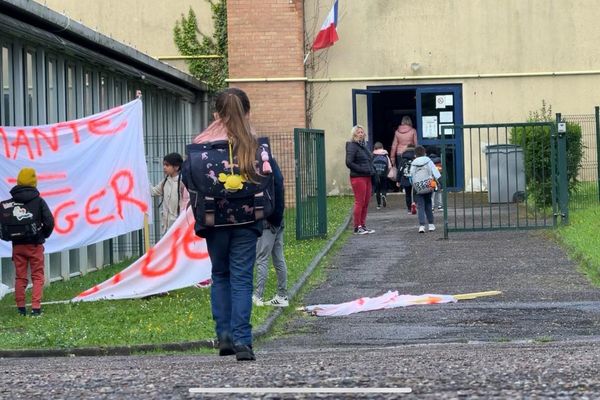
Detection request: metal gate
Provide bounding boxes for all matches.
[440,122,568,238]
[294,128,327,239]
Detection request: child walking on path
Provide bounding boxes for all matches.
[253,158,288,307]
[372,142,392,209]
[397,146,416,214]
[410,146,441,233]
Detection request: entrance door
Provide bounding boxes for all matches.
[352,89,378,145]
[416,85,463,190]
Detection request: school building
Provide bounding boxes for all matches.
[0,0,208,287]
[227,0,600,194]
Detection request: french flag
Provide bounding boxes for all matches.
[312,0,339,51]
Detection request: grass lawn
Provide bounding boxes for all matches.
[555,204,600,286]
[0,196,353,350]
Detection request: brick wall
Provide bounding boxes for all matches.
[228,0,306,206]
[227,0,306,134]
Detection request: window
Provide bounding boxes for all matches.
[1,45,11,125]
[83,70,92,116]
[25,50,36,125]
[66,64,76,120]
[46,58,58,123]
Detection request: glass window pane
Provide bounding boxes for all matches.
[46,58,57,123]
[84,70,92,116]
[100,74,107,110]
[114,79,122,105]
[25,50,36,125]
[1,46,11,125]
[66,65,76,120]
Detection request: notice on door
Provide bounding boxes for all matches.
[422,116,438,138]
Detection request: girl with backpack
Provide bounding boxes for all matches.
[372,142,392,209]
[187,87,271,362]
[409,146,441,233]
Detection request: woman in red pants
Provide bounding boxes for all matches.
[345,125,376,235]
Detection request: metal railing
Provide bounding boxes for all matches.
[561,109,600,210]
[294,128,327,239]
[441,122,565,237]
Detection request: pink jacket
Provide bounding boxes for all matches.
[193,120,228,143]
[193,119,258,144]
[390,125,418,159]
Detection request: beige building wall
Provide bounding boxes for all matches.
[41,0,213,73]
[304,0,600,193]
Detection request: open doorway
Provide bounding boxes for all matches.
[372,90,417,153]
[352,84,464,190]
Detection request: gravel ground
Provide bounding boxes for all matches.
[1,194,599,399]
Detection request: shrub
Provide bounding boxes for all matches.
[510,101,584,207]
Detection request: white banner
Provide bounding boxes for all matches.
[72,207,212,301]
[0,99,151,257]
[302,291,457,317]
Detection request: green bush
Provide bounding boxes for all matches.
[510,101,584,207]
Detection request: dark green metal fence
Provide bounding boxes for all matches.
[560,109,600,210]
[294,128,327,239]
[441,122,568,237]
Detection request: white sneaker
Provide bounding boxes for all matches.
[252,294,264,307]
[429,224,436,232]
[418,225,425,233]
[363,226,375,234]
[265,295,289,307]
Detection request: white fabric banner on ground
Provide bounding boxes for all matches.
[303,291,457,317]
[0,99,151,257]
[72,207,212,301]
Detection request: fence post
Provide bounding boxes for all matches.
[595,106,600,203]
[556,113,569,225]
[441,130,449,240]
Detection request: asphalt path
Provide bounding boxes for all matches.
[2,194,600,399]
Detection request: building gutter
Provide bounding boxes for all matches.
[227,69,600,83]
[226,77,308,83]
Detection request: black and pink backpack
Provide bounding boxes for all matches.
[182,137,274,234]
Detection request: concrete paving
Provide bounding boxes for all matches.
[2,193,600,399]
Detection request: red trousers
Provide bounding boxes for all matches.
[350,176,372,228]
[13,244,45,309]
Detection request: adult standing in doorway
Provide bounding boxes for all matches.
[346,125,376,235]
[390,116,418,169]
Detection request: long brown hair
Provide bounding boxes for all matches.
[214,88,259,180]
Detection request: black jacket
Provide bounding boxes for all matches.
[9,185,55,245]
[266,157,285,228]
[345,141,375,177]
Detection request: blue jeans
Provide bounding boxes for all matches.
[415,192,434,225]
[205,227,259,346]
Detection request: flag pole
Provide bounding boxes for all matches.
[136,89,151,253]
[303,50,311,65]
